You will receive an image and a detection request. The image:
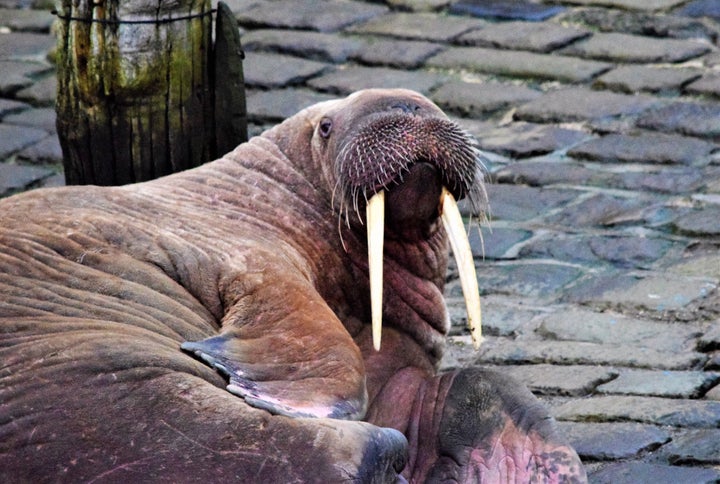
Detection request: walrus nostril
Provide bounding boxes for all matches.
[390,102,420,114]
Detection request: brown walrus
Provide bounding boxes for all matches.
[0,89,586,482]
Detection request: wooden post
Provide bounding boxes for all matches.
[54,0,246,186]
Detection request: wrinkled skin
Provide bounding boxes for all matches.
[0,89,586,482]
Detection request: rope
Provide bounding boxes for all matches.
[51,8,215,25]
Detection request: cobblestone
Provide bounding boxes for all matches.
[556,421,671,460]
[3,0,720,477]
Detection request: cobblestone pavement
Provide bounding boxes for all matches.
[2,0,720,481]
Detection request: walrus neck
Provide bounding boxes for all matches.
[344,227,450,364]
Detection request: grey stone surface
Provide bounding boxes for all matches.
[237,0,388,32]
[353,38,444,69]
[242,29,365,63]
[14,73,55,105]
[483,184,578,221]
[559,6,720,40]
[308,65,444,95]
[347,12,483,42]
[457,21,589,53]
[563,0,691,10]
[537,308,701,352]
[449,261,585,299]
[476,122,588,158]
[426,47,611,83]
[515,87,657,123]
[595,65,703,93]
[589,462,720,484]
[0,7,54,31]
[671,206,720,236]
[449,0,565,21]
[490,364,618,397]
[3,107,55,132]
[445,295,539,337]
[0,60,50,95]
[544,193,644,227]
[246,88,337,123]
[243,52,331,88]
[0,32,54,61]
[0,97,30,117]
[596,369,720,398]
[567,132,716,166]
[469,226,532,259]
[685,73,720,97]
[16,134,61,164]
[554,395,720,427]
[0,123,47,158]
[556,421,671,460]
[660,428,720,464]
[565,272,717,312]
[495,161,603,187]
[637,101,720,138]
[430,80,540,117]
[560,32,711,63]
[472,337,705,369]
[0,162,52,196]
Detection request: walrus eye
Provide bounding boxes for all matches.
[319,118,333,138]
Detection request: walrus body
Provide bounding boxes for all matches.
[0,89,586,482]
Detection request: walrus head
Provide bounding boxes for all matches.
[310,89,487,351]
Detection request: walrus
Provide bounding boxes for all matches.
[0,89,586,482]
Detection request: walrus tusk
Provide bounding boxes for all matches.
[440,187,483,349]
[367,190,385,351]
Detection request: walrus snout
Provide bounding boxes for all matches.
[328,92,487,352]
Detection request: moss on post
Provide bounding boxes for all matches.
[55,0,244,185]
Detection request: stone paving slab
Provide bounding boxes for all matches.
[430,80,540,118]
[243,52,331,89]
[474,122,588,158]
[483,184,578,222]
[242,29,365,63]
[0,123,47,159]
[560,31,712,63]
[521,233,677,269]
[564,272,717,312]
[246,88,337,123]
[352,38,444,69]
[556,421,671,460]
[595,65,703,94]
[426,47,612,83]
[0,162,52,196]
[347,12,483,42]
[515,87,658,123]
[596,369,720,398]
[449,0,566,21]
[457,20,590,53]
[308,65,445,95]
[637,101,720,138]
[453,336,707,370]
[485,364,618,397]
[236,0,388,32]
[536,308,702,352]
[567,131,717,166]
[659,428,720,464]
[554,395,720,427]
[0,32,54,61]
[589,462,720,484]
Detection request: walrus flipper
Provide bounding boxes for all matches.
[182,265,368,421]
[182,334,365,420]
